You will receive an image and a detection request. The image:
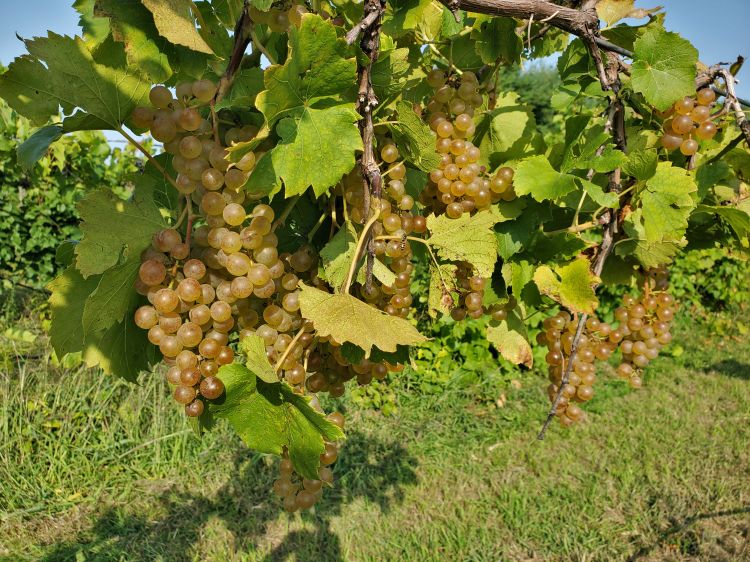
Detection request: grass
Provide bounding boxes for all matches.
[0,299,749,561]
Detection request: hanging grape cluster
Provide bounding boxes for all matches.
[540,311,616,426]
[419,69,517,219]
[660,88,719,155]
[614,269,675,388]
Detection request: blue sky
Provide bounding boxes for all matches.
[0,0,748,97]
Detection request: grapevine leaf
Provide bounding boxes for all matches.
[75,177,167,277]
[425,208,502,277]
[250,0,273,10]
[141,0,214,54]
[596,0,662,27]
[631,26,698,111]
[82,256,140,335]
[47,266,99,358]
[0,33,150,127]
[475,92,543,166]
[695,205,750,239]
[271,105,362,197]
[211,0,245,27]
[74,0,112,45]
[618,209,685,267]
[502,260,534,297]
[94,0,174,83]
[389,101,442,173]
[579,178,619,208]
[255,14,356,126]
[214,67,264,111]
[82,317,153,382]
[16,125,63,170]
[210,363,344,479]
[371,47,423,100]
[514,155,578,201]
[486,309,533,368]
[319,223,357,290]
[622,148,658,180]
[472,17,522,65]
[428,263,458,317]
[533,259,599,313]
[298,284,427,357]
[558,258,599,314]
[369,259,397,288]
[239,334,279,383]
[383,0,443,40]
[638,162,697,242]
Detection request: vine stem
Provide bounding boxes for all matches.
[116,126,180,192]
[274,325,307,373]
[343,210,381,295]
[720,69,750,148]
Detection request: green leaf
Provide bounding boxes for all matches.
[16,125,63,169]
[637,162,697,242]
[239,334,279,383]
[142,0,214,54]
[82,317,153,382]
[426,208,502,277]
[47,266,99,358]
[75,176,167,277]
[579,178,619,208]
[486,308,532,368]
[298,284,427,357]
[475,92,543,166]
[319,223,358,290]
[95,0,174,83]
[695,204,750,239]
[271,105,362,197]
[0,32,150,127]
[214,67,264,111]
[389,101,442,173]
[253,14,360,197]
[631,26,698,111]
[82,257,140,335]
[623,148,658,180]
[502,260,534,297]
[383,0,443,40]
[371,47,424,100]
[472,17,522,65]
[514,155,578,201]
[256,14,356,126]
[428,263,458,317]
[211,0,245,27]
[209,363,345,479]
[618,210,685,267]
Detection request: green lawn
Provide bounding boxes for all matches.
[1,306,749,561]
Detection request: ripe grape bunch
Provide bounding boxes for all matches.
[614,269,676,388]
[130,80,341,511]
[660,88,719,156]
[420,69,517,219]
[540,312,617,426]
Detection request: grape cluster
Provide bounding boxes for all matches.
[660,88,719,156]
[419,70,517,218]
[614,290,676,388]
[273,412,343,512]
[540,311,617,426]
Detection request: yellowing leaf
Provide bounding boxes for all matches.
[425,208,501,277]
[298,284,427,357]
[533,258,599,314]
[486,309,533,368]
[142,0,214,54]
[596,0,662,27]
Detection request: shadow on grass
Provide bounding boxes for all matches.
[627,506,750,561]
[705,359,750,380]
[39,429,418,562]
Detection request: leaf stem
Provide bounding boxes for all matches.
[250,26,278,65]
[343,210,380,294]
[274,325,307,373]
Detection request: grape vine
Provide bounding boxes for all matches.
[2,0,748,514]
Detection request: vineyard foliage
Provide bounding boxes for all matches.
[1,0,749,511]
